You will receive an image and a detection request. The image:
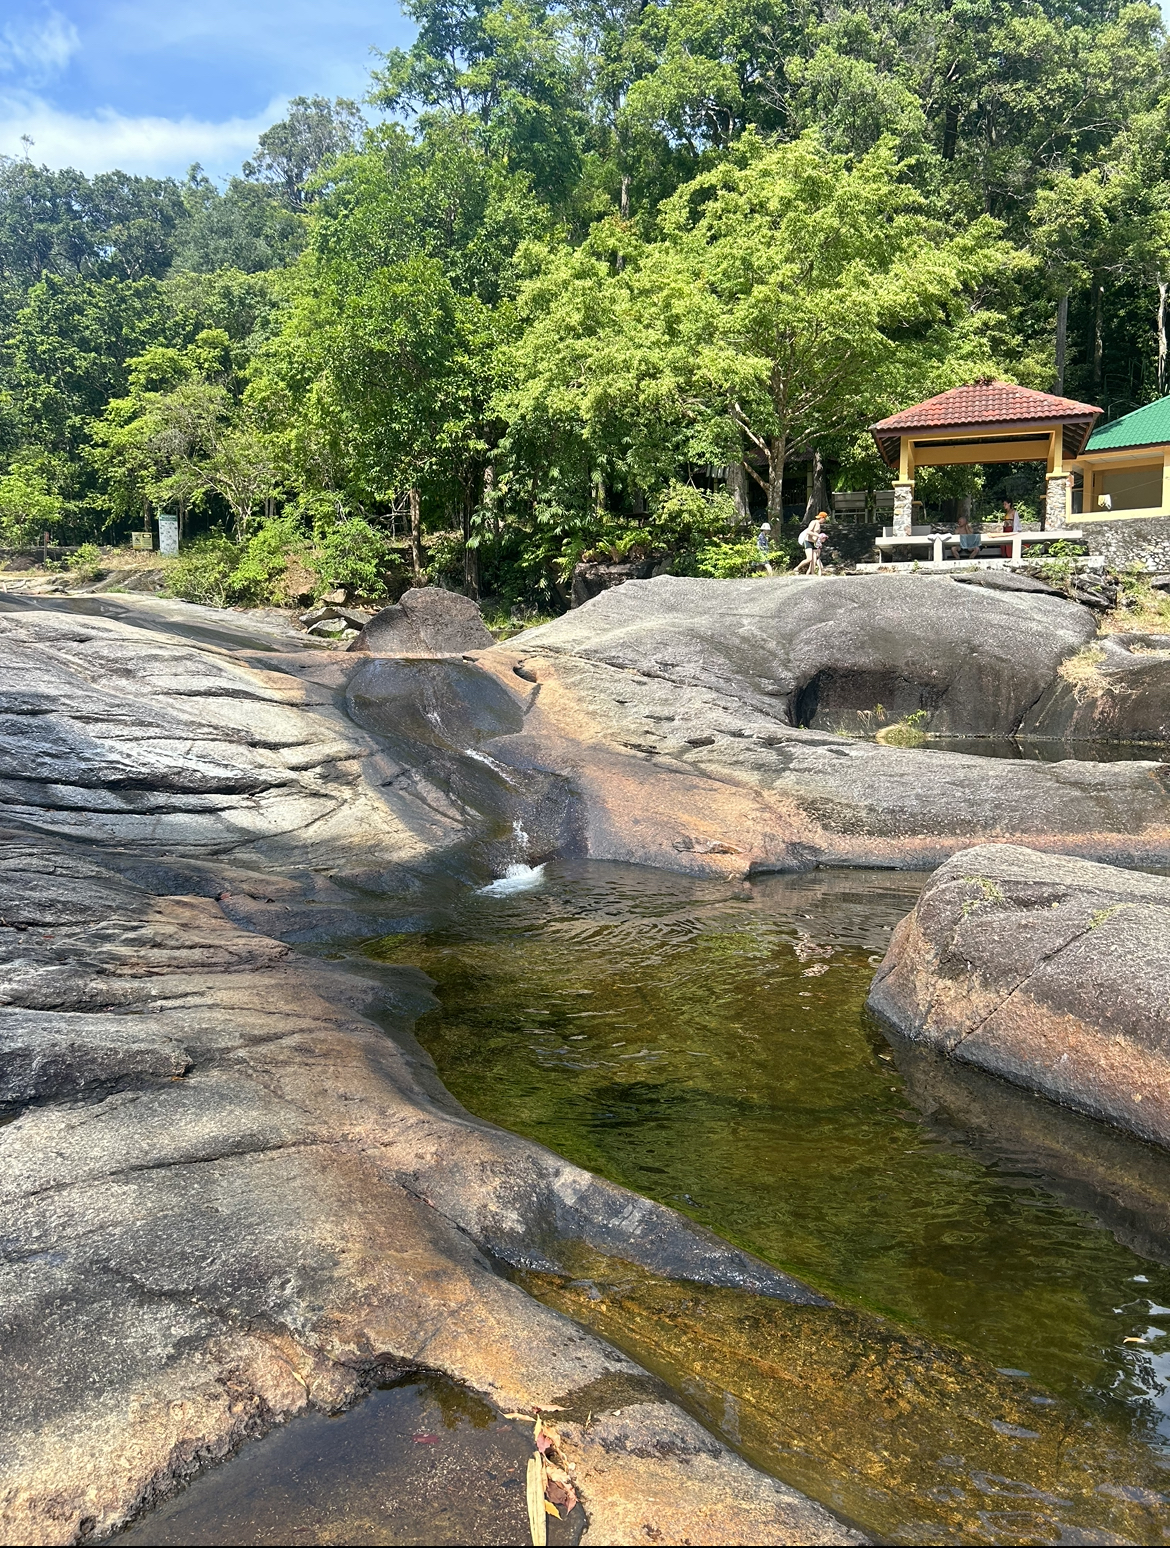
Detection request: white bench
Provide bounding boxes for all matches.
[873,528,1084,564]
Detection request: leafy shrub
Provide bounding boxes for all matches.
[0,465,61,546]
[313,514,401,600]
[163,537,242,607]
[66,543,104,581]
[688,539,768,578]
[1032,538,1087,594]
[229,515,308,604]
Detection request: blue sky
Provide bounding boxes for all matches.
[0,1,416,180]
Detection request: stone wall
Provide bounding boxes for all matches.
[1082,515,1170,570]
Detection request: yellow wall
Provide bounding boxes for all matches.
[1100,464,1163,510]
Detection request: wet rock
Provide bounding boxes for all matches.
[0,835,854,1546]
[349,586,493,656]
[1021,633,1170,744]
[867,843,1170,1149]
[561,1404,860,1546]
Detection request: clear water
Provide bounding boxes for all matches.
[362,861,1170,1544]
[118,1373,582,1546]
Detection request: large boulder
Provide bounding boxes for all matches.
[460,575,1170,875]
[507,572,1098,735]
[868,844,1170,1149]
[1021,632,1170,744]
[348,586,493,656]
[0,832,853,1547]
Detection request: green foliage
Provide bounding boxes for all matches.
[226,515,308,603]
[66,542,104,579]
[312,514,401,599]
[0,462,62,544]
[688,539,767,579]
[163,536,242,607]
[1033,538,1088,593]
[4,0,1170,590]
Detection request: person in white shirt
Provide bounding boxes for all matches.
[794,511,829,574]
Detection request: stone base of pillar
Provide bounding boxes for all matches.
[892,483,914,536]
[1046,474,1072,529]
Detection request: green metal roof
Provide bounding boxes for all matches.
[1085,395,1170,452]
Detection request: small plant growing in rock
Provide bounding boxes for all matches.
[876,709,930,747]
[960,875,1005,916]
[1058,644,1113,701]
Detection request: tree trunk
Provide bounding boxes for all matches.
[1158,280,1168,397]
[462,487,479,599]
[483,462,498,539]
[766,438,786,522]
[1054,293,1068,395]
[1092,280,1105,397]
[804,449,832,522]
[725,460,750,523]
[620,175,630,220]
[410,487,423,582]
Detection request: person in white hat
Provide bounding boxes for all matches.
[756,522,773,575]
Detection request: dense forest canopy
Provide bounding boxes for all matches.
[2,0,1169,609]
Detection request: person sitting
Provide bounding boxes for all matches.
[954,512,981,559]
[794,510,829,575]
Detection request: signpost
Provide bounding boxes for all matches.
[157,515,179,556]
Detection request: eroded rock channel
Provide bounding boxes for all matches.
[4,576,1170,1546]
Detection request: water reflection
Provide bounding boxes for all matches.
[923,735,1169,762]
[363,861,1170,1542]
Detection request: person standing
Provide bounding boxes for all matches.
[795,511,829,574]
[1002,499,1021,532]
[756,522,773,575]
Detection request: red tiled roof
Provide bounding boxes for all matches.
[872,382,1101,433]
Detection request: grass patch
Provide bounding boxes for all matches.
[875,709,929,747]
[1099,569,1170,635]
[1057,644,1113,701]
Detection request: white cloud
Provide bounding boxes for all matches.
[0,8,81,86]
[0,91,283,177]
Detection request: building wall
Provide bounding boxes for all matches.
[1100,464,1163,510]
[1083,514,1170,569]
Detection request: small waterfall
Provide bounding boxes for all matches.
[477,819,545,894]
[478,862,546,896]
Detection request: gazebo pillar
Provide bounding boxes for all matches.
[893,437,914,535]
[1045,429,1070,529]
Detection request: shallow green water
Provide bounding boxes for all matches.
[364,860,1170,1541]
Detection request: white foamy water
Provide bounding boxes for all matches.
[477,863,547,896]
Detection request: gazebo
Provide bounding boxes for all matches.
[870,382,1102,537]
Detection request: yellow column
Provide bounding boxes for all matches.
[1162,450,1170,515]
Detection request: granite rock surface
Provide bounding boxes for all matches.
[867,843,1170,1149]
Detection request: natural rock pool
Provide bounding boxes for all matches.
[347,861,1170,1544]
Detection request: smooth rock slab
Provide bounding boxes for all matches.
[867,843,1170,1149]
